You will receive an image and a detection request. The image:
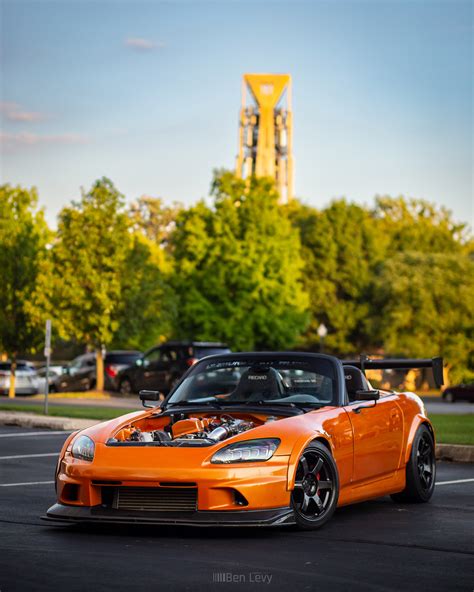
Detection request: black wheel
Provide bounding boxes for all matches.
[391,424,436,503]
[291,442,339,530]
[119,378,133,396]
[444,391,455,403]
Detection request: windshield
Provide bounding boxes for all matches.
[193,347,231,358]
[167,358,337,407]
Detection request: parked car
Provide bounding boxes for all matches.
[117,341,231,395]
[45,352,440,529]
[442,384,474,403]
[36,365,65,393]
[0,361,39,396]
[55,351,142,392]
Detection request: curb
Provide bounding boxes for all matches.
[436,443,474,463]
[0,411,100,431]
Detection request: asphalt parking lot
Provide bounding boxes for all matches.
[0,426,472,592]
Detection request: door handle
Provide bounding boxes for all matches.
[353,402,376,414]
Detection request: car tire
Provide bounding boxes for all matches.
[444,391,455,403]
[119,378,133,396]
[291,441,339,530]
[391,424,436,504]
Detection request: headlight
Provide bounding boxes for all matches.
[211,438,280,464]
[71,435,95,461]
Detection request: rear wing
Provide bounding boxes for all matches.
[343,355,444,388]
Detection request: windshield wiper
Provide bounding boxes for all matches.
[218,400,325,410]
[165,400,222,409]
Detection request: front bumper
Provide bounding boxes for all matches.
[55,445,292,512]
[0,387,38,395]
[43,502,295,527]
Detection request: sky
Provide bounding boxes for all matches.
[1,0,472,227]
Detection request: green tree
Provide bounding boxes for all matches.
[374,196,468,255]
[110,232,175,351]
[170,171,309,350]
[129,195,181,251]
[46,178,131,390]
[0,185,50,397]
[288,199,385,353]
[371,252,474,384]
[289,195,471,358]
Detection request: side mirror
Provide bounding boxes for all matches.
[355,389,380,401]
[139,390,163,408]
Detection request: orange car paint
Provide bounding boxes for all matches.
[54,391,433,514]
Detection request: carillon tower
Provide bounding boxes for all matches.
[236,73,293,203]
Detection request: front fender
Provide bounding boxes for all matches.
[286,430,333,490]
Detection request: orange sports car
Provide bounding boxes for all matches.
[44,352,443,530]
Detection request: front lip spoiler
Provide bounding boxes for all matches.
[42,503,295,527]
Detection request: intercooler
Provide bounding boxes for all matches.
[109,486,198,513]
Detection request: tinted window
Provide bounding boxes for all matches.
[0,362,32,371]
[193,347,231,358]
[161,349,177,362]
[143,348,161,364]
[106,352,141,364]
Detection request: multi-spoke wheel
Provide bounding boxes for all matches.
[119,378,133,396]
[391,424,436,503]
[291,442,339,530]
[417,432,435,490]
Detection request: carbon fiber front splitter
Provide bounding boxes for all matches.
[42,503,295,527]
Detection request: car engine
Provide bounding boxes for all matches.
[109,414,262,447]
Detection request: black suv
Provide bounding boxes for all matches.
[117,341,231,395]
[54,350,142,392]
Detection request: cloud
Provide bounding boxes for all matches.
[0,101,46,123]
[125,37,164,51]
[0,131,89,149]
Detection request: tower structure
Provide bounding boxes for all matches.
[236,73,293,203]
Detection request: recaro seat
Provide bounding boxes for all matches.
[228,367,285,402]
[344,365,371,402]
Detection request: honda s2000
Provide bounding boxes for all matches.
[44,352,442,529]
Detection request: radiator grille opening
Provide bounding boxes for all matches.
[111,487,197,512]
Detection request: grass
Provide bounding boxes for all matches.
[430,414,474,446]
[0,404,135,421]
[30,390,112,400]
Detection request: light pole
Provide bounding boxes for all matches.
[317,323,328,353]
[43,319,52,415]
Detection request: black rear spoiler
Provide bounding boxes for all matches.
[343,355,444,388]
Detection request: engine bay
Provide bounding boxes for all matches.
[107,412,281,447]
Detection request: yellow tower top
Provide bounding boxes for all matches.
[244,73,291,110]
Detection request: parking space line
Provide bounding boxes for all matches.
[0,453,58,460]
[0,431,70,438]
[436,478,474,486]
[0,480,55,487]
